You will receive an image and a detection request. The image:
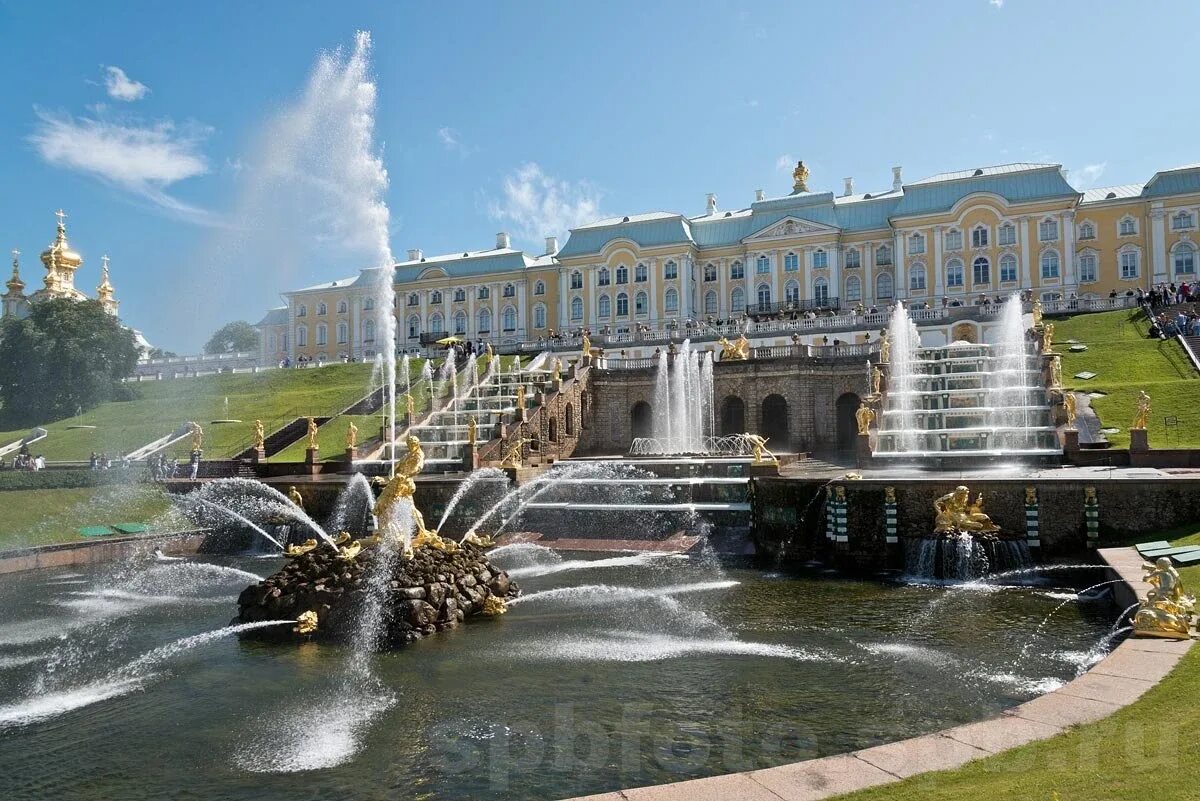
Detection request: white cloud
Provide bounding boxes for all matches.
[1073,162,1107,189]
[103,66,149,102]
[488,163,602,245]
[438,126,460,149]
[989,0,1004,8]
[29,107,212,221]
[775,154,794,173]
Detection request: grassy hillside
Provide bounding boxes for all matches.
[0,484,175,550]
[1052,308,1199,448]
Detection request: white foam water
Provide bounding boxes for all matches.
[510,580,740,607]
[513,630,834,664]
[505,552,675,579]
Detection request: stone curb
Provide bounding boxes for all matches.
[562,547,1192,801]
[0,530,206,575]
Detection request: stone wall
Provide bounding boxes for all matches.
[480,365,591,467]
[578,355,870,455]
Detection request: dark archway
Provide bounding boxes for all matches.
[720,395,746,436]
[631,401,653,439]
[761,394,789,448]
[835,392,861,451]
[565,403,575,437]
[548,416,559,443]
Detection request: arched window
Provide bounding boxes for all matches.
[1174,243,1196,274]
[756,254,770,274]
[635,291,648,315]
[635,263,648,282]
[454,311,467,334]
[597,267,610,286]
[1078,252,1098,283]
[945,259,964,288]
[875,243,892,266]
[453,288,466,302]
[565,403,575,437]
[534,280,546,296]
[812,277,829,305]
[664,260,679,280]
[268,333,277,351]
[1041,250,1060,279]
[336,322,348,343]
[1119,216,1138,236]
[845,275,862,302]
[296,325,308,346]
[730,260,744,280]
[430,290,442,305]
[972,257,991,285]
[477,286,490,300]
[1000,254,1018,283]
[598,294,611,317]
[534,303,547,328]
[503,283,515,298]
[615,265,628,284]
[944,229,962,251]
[570,296,583,320]
[908,232,925,255]
[664,288,679,313]
[429,313,444,334]
[570,271,582,290]
[1173,211,1196,230]
[703,263,717,282]
[1078,221,1096,240]
[1119,248,1139,280]
[363,297,374,311]
[845,248,861,268]
[317,302,328,316]
[364,319,376,342]
[407,315,420,339]
[756,283,771,310]
[731,287,745,313]
[1039,218,1059,242]
[616,292,629,316]
[337,300,348,314]
[971,225,989,248]
[812,249,828,269]
[704,290,718,314]
[297,304,308,317]
[785,279,801,305]
[910,263,927,291]
[407,293,419,307]
[502,306,517,331]
[477,308,492,333]
[875,272,894,299]
[784,252,799,272]
[316,324,327,346]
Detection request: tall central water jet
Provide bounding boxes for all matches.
[650,340,714,453]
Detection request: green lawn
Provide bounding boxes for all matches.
[1052,308,1199,449]
[835,526,1200,801]
[268,413,381,462]
[0,484,176,550]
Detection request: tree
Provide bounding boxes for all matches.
[148,347,177,359]
[0,299,140,427]
[204,320,260,355]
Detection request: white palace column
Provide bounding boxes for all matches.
[933,225,944,296]
[864,242,875,305]
[648,257,659,322]
[1018,216,1031,289]
[466,287,476,338]
[516,280,527,339]
[828,245,840,307]
[1151,206,1168,284]
[557,267,568,331]
[894,230,907,301]
[1063,210,1077,288]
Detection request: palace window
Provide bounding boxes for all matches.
[337,300,348,314]
[430,291,442,305]
[570,271,583,290]
[756,283,772,309]
[570,297,582,320]
[845,248,861,268]
[635,263,648,283]
[502,283,514,298]
[704,290,718,314]
[1041,250,1060,279]
[598,294,611,318]
[363,319,376,342]
[972,226,989,248]
[845,275,862,302]
[1173,211,1196,230]
[407,293,419,307]
[785,280,800,305]
[1000,254,1018,283]
[875,272,894,299]
[946,259,964,288]
[337,322,348,343]
[730,261,744,280]
[616,292,629,316]
[1120,216,1138,236]
[812,249,828,269]
[910,264,927,291]
[944,229,962,251]
[616,265,629,284]
[1039,218,1059,242]
[665,260,679,280]
[703,263,717,282]
[314,324,326,346]
[813,277,829,305]
[756,255,770,274]
[502,306,517,332]
[1078,253,1098,283]
[534,280,545,296]
[908,232,926,255]
[429,313,443,334]
[598,267,611,286]
[534,304,547,328]
[454,312,467,335]
[407,316,419,339]
[297,325,308,346]
[1120,249,1139,280]
[784,252,799,272]
[635,291,649,315]
[1078,222,1096,240]
[731,287,745,313]
[876,244,892,266]
[998,223,1016,246]
[453,288,466,302]
[297,304,308,317]
[477,308,492,333]
[972,257,990,285]
[363,297,374,311]
[317,303,327,316]
[477,286,490,300]
[1174,243,1196,274]
[664,288,679,313]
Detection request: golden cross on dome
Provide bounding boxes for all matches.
[101,254,110,270]
[11,249,19,262]
[55,209,67,226]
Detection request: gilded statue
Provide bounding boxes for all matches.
[1132,390,1151,430]
[337,541,362,561]
[833,486,846,502]
[515,385,526,411]
[855,401,875,435]
[1132,561,1194,640]
[333,532,351,545]
[306,417,319,449]
[1032,299,1043,328]
[581,333,591,359]
[884,486,896,504]
[1041,322,1055,353]
[1144,557,1190,607]
[718,335,750,361]
[404,393,415,416]
[792,160,810,193]
[552,358,562,382]
[485,343,495,365]
[346,421,358,449]
[285,538,317,557]
[1063,392,1077,429]
[1049,355,1062,389]
[294,610,319,634]
[467,415,478,446]
[372,435,455,556]
[1084,486,1097,505]
[879,334,891,364]
[287,485,304,511]
[871,365,883,397]
[933,485,1000,533]
[743,433,778,465]
[1024,486,1037,505]
[189,422,204,451]
[481,595,508,616]
[502,437,529,467]
[253,419,265,450]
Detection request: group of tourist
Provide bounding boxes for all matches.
[88,451,130,470]
[146,453,180,481]
[1139,283,1199,339]
[2,446,44,471]
[1140,282,1194,309]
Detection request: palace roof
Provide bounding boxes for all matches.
[1142,164,1200,198]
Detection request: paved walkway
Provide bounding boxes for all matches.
[562,547,1193,801]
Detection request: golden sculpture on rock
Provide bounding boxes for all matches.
[884,486,896,504]
[372,435,456,557]
[1132,558,1193,639]
[346,421,358,449]
[294,610,319,635]
[253,419,265,450]
[481,594,508,616]
[855,401,876,435]
[1132,390,1151,430]
[287,485,304,511]
[1063,392,1077,429]
[718,335,751,361]
[933,485,1000,533]
[337,540,362,561]
[285,538,317,557]
[743,433,778,465]
[502,437,529,467]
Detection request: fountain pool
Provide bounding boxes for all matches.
[0,550,1118,800]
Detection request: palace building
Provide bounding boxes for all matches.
[257,160,1200,364]
[3,210,121,320]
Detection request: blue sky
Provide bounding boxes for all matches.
[1,0,1194,352]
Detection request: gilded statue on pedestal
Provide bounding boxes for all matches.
[1132,390,1151,430]
[1032,299,1043,328]
[1041,322,1055,353]
[294,610,319,634]
[1063,393,1077,429]
[1132,558,1193,639]
[253,419,265,450]
[467,415,478,446]
[1025,486,1037,505]
[884,486,896,504]
[933,485,1000,533]
[485,343,494,365]
[792,160,810,193]
[287,485,304,511]
[1049,355,1062,389]
[372,435,456,557]
[515,385,526,411]
[285,538,317,557]
[581,333,591,360]
[718,335,751,361]
[346,421,358,449]
[879,334,891,364]
[404,393,415,416]
[871,365,883,397]
[190,422,204,451]
[743,433,778,465]
[502,437,529,467]
[306,417,319,449]
[552,358,562,382]
[855,401,876,435]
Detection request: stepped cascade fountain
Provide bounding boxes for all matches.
[631,340,715,455]
[873,297,1061,460]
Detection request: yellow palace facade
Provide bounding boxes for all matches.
[258,160,1200,364]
